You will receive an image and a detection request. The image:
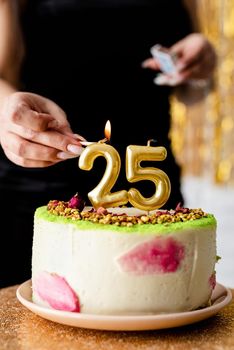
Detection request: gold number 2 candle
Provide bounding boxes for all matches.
[79,122,128,209]
[126,140,171,211]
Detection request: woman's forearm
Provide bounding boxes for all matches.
[0,0,24,107]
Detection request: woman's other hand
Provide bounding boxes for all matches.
[169,33,217,84]
[0,92,84,167]
[142,33,217,86]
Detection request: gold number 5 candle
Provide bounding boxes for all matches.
[126,140,171,211]
[79,121,128,209]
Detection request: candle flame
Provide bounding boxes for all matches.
[104,120,111,141]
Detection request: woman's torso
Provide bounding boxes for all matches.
[0,0,192,205]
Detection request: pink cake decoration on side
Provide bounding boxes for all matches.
[117,237,185,275]
[34,271,80,312]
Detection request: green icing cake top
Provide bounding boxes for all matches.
[35,206,217,235]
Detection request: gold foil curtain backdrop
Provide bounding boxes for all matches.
[170,0,234,185]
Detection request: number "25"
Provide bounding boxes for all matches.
[79,144,171,211]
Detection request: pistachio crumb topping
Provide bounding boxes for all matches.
[47,199,208,227]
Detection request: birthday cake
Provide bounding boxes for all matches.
[31,194,217,315]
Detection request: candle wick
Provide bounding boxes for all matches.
[147,139,158,146]
[98,137,108,144]
[147,139,153,147]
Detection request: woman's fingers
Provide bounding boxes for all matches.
[3,92,73,133]
[141,58,161,70]
[8,102,54,132]
[174,51,216,83]
[1,130,81,165]
[6,122,83,155]
[0,92,86,167]
[170,34,217,81]
[171,34,205,67]
[142,34,216,87]
[3,148,57,168]
[31,129,83,155]
[61,131,86,142]
[1,132,66,161]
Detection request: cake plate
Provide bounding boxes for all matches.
[16,280,232,331]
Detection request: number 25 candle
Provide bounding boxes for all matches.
[79,122,171,210]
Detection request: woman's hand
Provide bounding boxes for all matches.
[142,33,217,86]
[170,33,217,84]
[0,92,84,167]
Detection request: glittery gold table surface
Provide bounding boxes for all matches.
[0,286,234,350]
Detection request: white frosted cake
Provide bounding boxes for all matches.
[32,195,217,315]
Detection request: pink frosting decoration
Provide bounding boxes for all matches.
[209,272,216,290]
[118,237,185,275]
[33,271,80,312]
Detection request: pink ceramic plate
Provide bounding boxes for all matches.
[16,280,232,331]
